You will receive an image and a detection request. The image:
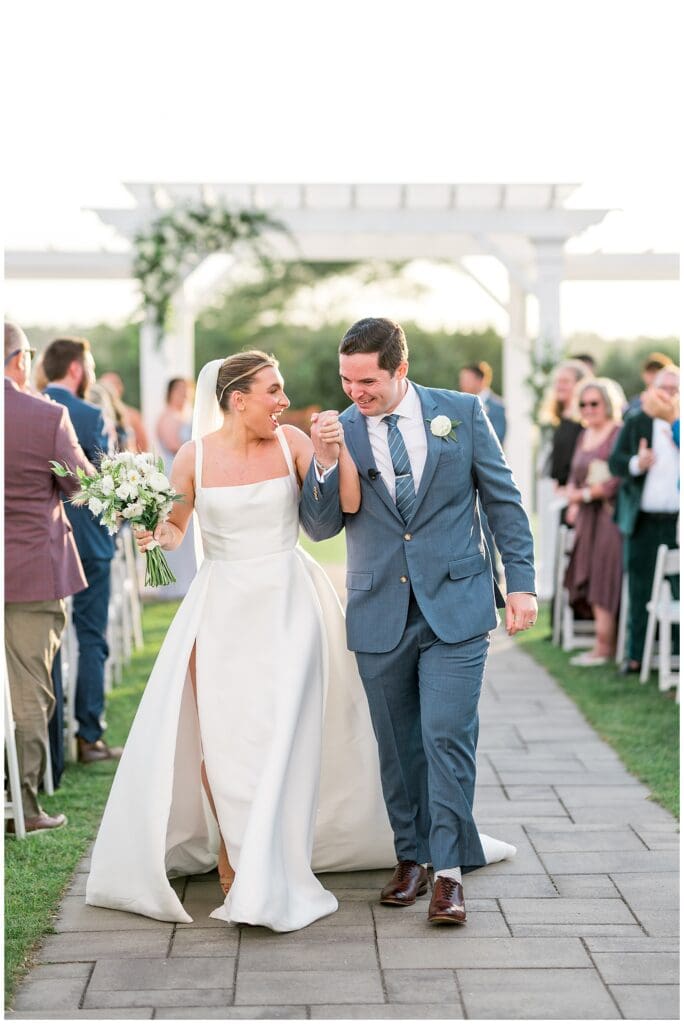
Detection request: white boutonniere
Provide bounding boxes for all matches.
[427,414,462,442]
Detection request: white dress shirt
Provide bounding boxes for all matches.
[629,418,680,513]
[365,383,428,502]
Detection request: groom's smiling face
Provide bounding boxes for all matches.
[339,352,409,417]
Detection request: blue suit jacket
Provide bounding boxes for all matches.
[44,387,115,561]
[482,392,506,444]
[299,383,535,653]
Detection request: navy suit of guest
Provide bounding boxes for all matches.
[481,390,506,445]
[44,386,115,745]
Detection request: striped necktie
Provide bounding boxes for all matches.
[383,413,416,523]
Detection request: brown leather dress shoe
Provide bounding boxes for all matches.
[380,861,429,906]
[78,738,123,764]
[7,811,67,834]
[428,876,467,924]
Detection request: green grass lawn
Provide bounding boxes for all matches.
[298,528,347,565]
[4,599,181,1005]
[516,608,679,819]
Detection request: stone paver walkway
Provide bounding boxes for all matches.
[9,622,679,1020]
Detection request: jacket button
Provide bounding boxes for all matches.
[404,533,412,541]
[400,575,408,583]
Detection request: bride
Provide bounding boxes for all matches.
[86,352,514,933]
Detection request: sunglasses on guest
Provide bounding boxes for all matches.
[579,399,602,409]
[4,347,36,365]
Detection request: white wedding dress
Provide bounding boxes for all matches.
[86,427,514,932]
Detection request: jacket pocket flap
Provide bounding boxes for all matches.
[346,571,373,591]
[448,553,486,580]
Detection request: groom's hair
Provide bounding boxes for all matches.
[339,318,408,374]
[42,337,90,382]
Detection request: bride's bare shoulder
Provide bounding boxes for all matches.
[172,440,197,475]
[281,423,312,452]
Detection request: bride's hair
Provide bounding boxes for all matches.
[216,350,278,410]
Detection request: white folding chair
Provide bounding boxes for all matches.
[640,544,680,689]
[551,523,569,645]
[121,527,144,651]
[105,543,127,688]
[615,572,629,665]
[61,596,79,763]
[4,653,26,839]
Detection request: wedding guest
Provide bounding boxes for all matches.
[458,361,506,443]
[574,353,597,374]
[4,322,93,831]
[41,337,122,764]
[625,352,674,416]
[641,383,680,448]
[609,365,680,674]
[155,377,197,597]
[99,371,149,452]
[540,359,593,494]
[458,361,506,582]
[87,380,119,453]
[563,378,626,666]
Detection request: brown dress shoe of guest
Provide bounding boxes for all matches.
[7,811,67,834]
[380,861,429,906]
[428,876,467,924]
[78,738,123,764]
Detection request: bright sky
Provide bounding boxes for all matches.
[3,0,681,339]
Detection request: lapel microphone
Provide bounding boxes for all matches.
[368,469,380,481]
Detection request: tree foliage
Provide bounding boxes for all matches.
[21,263,679,416]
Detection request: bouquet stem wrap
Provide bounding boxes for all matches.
[143,539,177,588]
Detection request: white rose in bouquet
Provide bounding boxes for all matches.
[149,471,170,492]
[115,482,133,501]
[100,475,115,496]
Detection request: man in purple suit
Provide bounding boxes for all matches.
[4,322,93,833]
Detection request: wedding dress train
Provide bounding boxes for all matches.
[86,429,514,932]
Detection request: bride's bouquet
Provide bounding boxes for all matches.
[51,451,183,587]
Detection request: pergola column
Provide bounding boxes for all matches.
[533,239,565,357]
[139,286,196,450]
[532,238,566,599]
[503,281,533,514]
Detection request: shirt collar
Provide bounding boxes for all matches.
[366,381,420,429]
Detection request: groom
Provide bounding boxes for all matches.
[301,318,537,924]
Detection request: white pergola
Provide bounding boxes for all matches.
[7,182,679,595]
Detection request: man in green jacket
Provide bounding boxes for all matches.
[608,366,680,674]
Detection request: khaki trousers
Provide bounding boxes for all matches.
[5,599,66,817]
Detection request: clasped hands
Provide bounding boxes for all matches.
[310,409,344,468]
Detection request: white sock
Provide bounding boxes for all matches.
[479,833,517,863]
[435,866,462,883]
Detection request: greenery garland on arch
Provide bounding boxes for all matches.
[133,203,283,332]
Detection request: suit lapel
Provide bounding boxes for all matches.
[409,385,442,523]
[344,405,404,524]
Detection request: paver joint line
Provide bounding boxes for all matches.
[79,961,96,1012]
[579,936,628,1019]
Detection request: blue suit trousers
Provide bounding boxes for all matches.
[73,556,111,743]
[355,591,489,872]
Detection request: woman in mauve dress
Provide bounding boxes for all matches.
[563,377,626,667]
